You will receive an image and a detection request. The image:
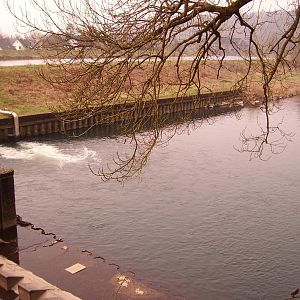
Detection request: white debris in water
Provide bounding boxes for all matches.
[120,281,129,287]
[135,288,145,295]
[117,275,131,288]
[0,142,99,166]
[65,263,86,274]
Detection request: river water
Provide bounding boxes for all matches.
[0,97,300,299]
[0,56,244,67]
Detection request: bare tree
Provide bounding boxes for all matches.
[6,0,300,181]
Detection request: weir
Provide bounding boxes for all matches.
[0,90,243,142]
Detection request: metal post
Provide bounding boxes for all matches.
[0,110,20,138]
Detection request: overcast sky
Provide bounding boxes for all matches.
[0,1,15,35]
[0,0,294,36]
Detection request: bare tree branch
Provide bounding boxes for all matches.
[5,0,300,181]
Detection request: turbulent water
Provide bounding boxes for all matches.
[0,142,98,166]
[1,97,300,300]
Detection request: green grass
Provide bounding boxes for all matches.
[0,63,299,117]
[0,93,50,118]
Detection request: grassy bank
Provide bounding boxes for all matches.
[0,62,299,116]
[0,65,65,115]
[0,49,53,60]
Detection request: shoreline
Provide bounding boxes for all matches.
[0,56,46,61]
[1,221,183,299]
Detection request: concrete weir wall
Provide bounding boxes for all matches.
[0,90,242,142]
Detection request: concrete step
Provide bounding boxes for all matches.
[0,286,19,300]
[0,255,80,300]
[0,269,23,291]
[18,283,47,300]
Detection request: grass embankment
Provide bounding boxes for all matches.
[0,62,299,116]
[0,65,65,115]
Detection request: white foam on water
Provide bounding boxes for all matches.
[0,142,99,166]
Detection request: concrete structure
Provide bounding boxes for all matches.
[0,255,81,299]
[0,91,243,142]
[0,168,17,232]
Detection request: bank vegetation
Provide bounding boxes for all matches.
[0,61,299,116]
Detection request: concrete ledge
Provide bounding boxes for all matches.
[18,283,47,300]
[0,255,81,299]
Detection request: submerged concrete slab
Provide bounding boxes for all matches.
[12,225,183,300]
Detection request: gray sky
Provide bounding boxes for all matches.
[0,0,294,36]
[0,1,16,36]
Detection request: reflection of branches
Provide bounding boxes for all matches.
[238,118,294,160]
[89,105,236,181]
[90,130,160,182]
[233,3,300,159]
[6,0,300,181]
